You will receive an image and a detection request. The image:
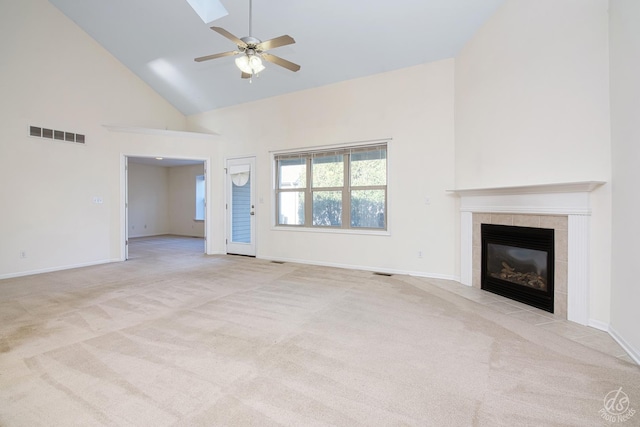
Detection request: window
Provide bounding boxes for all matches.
[275,143,387,230]
[195,174,205,220]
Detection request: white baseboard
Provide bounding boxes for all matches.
[257,255,458,281]
[129,232,170,238]
[130,233,206,239]
[588,319,609,332]
[410,272,461,282]
[587,320,639,364]
[609,326,640,365]
[0,258,119,280]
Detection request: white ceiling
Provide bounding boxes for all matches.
[49,0,505,116]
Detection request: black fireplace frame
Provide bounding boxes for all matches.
[481,224,554,313]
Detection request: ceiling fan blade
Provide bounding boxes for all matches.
[210,26,247,48]
[241,72,251,79]
[256,35,295,51]
[262,53,301,72]
[194,50,239,62]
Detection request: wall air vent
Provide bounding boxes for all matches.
[29,125,86,144]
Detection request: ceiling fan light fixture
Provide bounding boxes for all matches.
[235,54,265,75]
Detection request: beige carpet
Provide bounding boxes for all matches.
[1,236,638,426]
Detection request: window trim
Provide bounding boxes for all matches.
[194,174,206,221]
[273,140,389,232]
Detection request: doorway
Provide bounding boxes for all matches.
[226,157,256,256]
[124,156,208,260]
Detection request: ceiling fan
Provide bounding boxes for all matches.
[194,0,300,80]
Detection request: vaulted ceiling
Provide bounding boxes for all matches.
[50,0,505,115]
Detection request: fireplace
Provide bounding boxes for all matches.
[481,224,554,312]
[452,181,604,325]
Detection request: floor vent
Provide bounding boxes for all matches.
[271,261,285,264]
[373,272,393,277]
[29,126,85,144]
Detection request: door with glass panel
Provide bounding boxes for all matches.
[226,157,256,256]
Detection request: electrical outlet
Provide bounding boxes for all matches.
[417,250,423,258]
[20,250,27,259]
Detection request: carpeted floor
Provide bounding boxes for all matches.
[1,236,638,426]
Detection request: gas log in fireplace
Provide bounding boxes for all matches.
[481,224,554,313]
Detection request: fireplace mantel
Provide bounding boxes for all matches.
[449,181,604,197]
[449,181,605,216]
[451,181,605,326]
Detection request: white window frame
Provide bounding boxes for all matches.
[273,141,388,233]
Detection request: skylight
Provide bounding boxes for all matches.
[185,0,228,24]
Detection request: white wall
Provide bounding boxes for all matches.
[188,60,458,278]
[128,163,170,238]
[454,0,612,324]
[169,164,205,237]
[455,0,610,188]
[0,0,218,278]
[609,0,640,361]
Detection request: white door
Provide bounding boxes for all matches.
[226,157,256,256]
[201,162,207,254]
[124,156,129,260]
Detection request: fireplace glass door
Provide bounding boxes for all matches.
[481,224,554,312]
[486,244,548,291]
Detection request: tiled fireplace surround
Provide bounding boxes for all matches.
[472,213,568,318]
[453,182,604,326]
